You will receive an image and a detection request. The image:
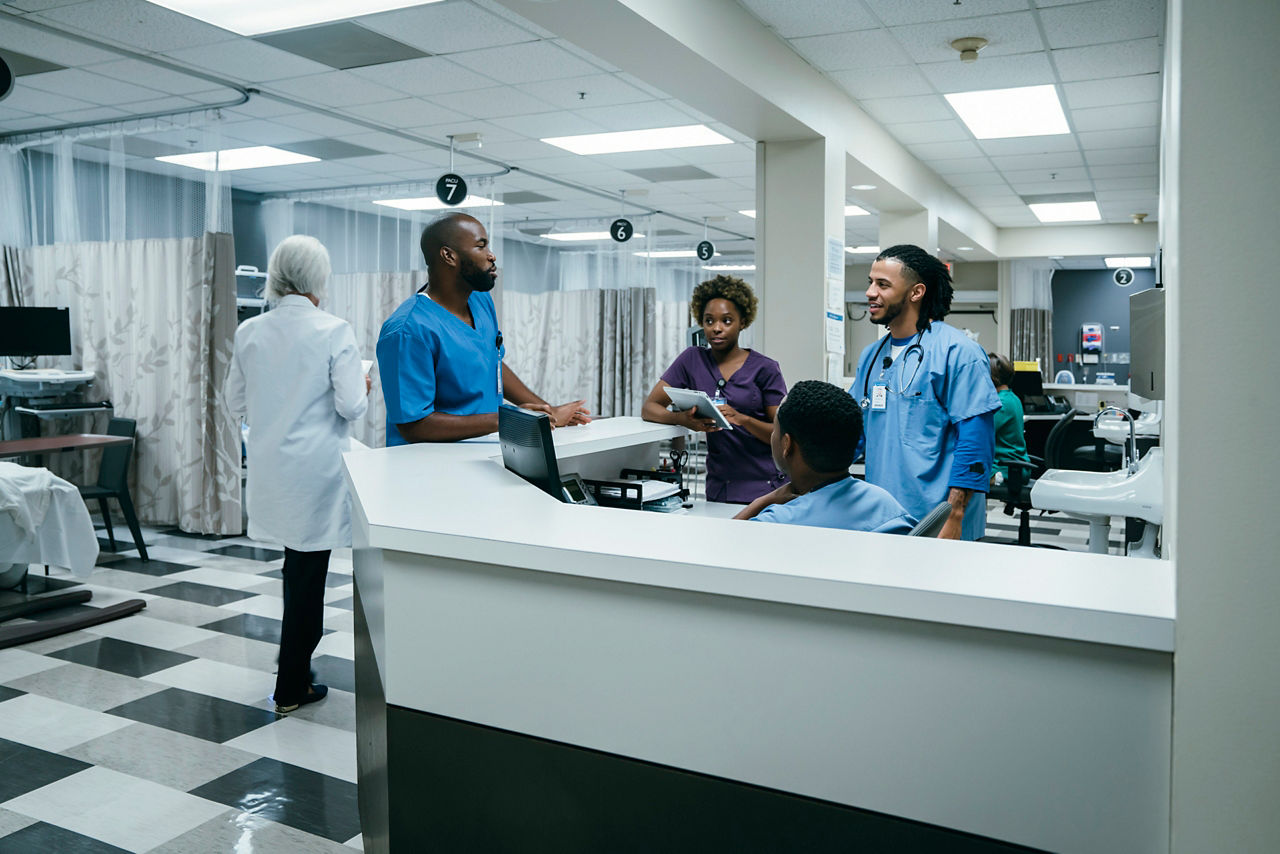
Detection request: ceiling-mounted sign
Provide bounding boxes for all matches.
[0,57,13,102]
[696,240,715,261]
[1113,267,1135,287]
[435,173,467,206]
[610,218,634,243]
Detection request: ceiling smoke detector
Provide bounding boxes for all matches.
[1131,212,1149,224]
[950,37,988,63]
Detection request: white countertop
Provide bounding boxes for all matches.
[344,417,1174,651]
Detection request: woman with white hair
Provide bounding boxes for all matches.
[225,235,369,713]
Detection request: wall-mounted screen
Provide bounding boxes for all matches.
[0,307,72,357]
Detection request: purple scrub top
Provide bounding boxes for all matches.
[661,346,788,503]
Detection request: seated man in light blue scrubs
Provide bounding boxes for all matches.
[735,380,915,534]
[377,213,591,445]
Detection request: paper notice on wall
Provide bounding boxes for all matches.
[825,310,845,354]
[826,235,844,279]
[826,353,844,384]
[826,275,844,311]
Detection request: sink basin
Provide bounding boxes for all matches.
[1093,411,1161,446]
[1031,448,1163,525]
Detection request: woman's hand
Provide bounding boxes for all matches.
[365,375,372,395]
[716,403,749,427]
[675,407,719,433]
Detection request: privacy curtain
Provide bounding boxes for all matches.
[1010,308,1054,380]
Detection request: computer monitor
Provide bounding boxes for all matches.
[0,307,72,357]
[1010,368,1053,411]
[498,404,563,500]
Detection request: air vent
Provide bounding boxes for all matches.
[255,22,427,70]
[623,165,717,182]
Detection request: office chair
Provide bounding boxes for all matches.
[1043,407,1122,472]
[79,417,149,561]
[908,501,952,537]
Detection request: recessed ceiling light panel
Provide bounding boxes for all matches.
[540,231,646,242]
[1028,201,1101,222]
[945,84,1069,140]
[372,196,503,211]
[149,0,443,36]
[541,125,731,155]
[1105,256,1152,268]
[703,264,755,271]
[155,145,319,171]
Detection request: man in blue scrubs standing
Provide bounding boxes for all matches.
[377,213,590,444]
[850,245,1000,540]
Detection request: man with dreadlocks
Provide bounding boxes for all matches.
[850,245,1000,540]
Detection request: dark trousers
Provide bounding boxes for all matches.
[274,547,330,705]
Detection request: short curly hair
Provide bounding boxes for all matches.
[690,275,758,328]
[776,380,863,472]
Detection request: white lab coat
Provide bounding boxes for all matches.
[224,295,368,551]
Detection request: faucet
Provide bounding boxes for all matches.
[1095,406,1138,474]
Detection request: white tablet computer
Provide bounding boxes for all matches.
[663,387,733,430]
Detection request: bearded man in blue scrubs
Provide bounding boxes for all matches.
[377,213,590,444]
[850,245,1000,540]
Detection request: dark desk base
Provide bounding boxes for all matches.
[354,587,1037,854]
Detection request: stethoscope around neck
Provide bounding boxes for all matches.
[860,328,926,408]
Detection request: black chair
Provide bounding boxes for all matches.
[908,501,952,537]
[997,409,1071,549]
[79,417,148,561]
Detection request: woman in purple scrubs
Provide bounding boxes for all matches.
[641,275,788,503]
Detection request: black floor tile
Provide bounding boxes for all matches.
[205,545,283,562]
[0,738,91,801]
[326,596,354,611]
[96,537,142,554]
[106,687,277,743]
[0,685,25,702]
[92,556,195,576]
[191,757,360,843]
[48,637,196,678]
[310,655,354,694]
[200,613,332,644]
[0,575,81,595]
[0,822,130,854]
[144,581,258,607]
[258,568,352,587]
[161,527,230,540]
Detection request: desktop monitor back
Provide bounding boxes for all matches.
[0,307,72,357]
[498,404,563,500]
[1010,369,1054,411]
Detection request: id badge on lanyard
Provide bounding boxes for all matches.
[871,383,888,411]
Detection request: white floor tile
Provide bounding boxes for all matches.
[0,648,65,683]
[225,716,358,783]
[323,584,354,603]
[345,832,363,848]
[220,594,346,622]
[313,631,354,661]
[0,692,133,752]
[164,566,278,590]
[82,614,221,650]
[142,658,277,708]
[5,766,226,852]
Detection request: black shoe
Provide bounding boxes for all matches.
[274,682,328,714]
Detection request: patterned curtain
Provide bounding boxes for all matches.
[14,233,242,533]
[326,271,418,448]
[1010,307,1053,379]
[503,287,658,418]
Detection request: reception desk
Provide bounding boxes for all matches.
[344,418,1173,853]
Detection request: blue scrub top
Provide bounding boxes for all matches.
[850,321,1000,540]
[752,476,916,534]
[376,291,505,447]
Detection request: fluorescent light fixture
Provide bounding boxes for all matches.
[155,145,319,171]
[147,0,441,36]
[844,245,881,254]
[703,264,755,271]
[540,231,645,242]
[957,246,974,251]
[740,206,868,219]
[850,184,877,191]
[1029,201,1101,222]
[634,250,717,259]
[1105,256,1151,268]
[945,84,1069,140]
[372,196,503,211]
[541,125,731,155]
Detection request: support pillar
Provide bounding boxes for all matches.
[878,210,937,254]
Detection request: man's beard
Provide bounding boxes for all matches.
[872,292,908,326]
[461,257,496,291]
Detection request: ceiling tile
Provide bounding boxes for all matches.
[906,140,984,160]
[163,39,334,83]
[85,58,224,95]
[862,0,1030,27]
[828,65,934,100]
[19,67,164,105]
[1003,166,1089,184]
[110,95,202,114]
[356,2,539,54]
[1051,38,1162,82]
[267,71,403,107]
[788,28,912,72]
[989,151,1084,171]
[930,156,995,176]
[0,84,93,114]
[888,119,971,145]
[0,19,121,66]
[343,98,459,129]
[1083,146,1157,166]
[218,119,313,146]
[428,85,558,120]
[47,105,128,123]
[408,120,525,145]
[221,98,309,120]
[449,41,602,85]
[1070,102,1161,132]
[1039,0,1164,50]
[572,100,696,132]
[978,135,1080,156]
[859,94,954,124]
[515,74,653,110]
[334,131,422,153]
[276,111,374,137]
[739,0,879,38]
[917,51,1057,93]
[553,39,618,74]
[1088,162,1158,179]
[338,153,432,175]
[1095,188,1160,202]
[1062,73,1161,109]
[348,57,498,97]
[34,0,232,53]
[488,111,608,140]
[1076,126,1159,150]
[947,172,1011,189]
[474,139,569,162]
[889,12,1045,64]
[1009,179,1093,194]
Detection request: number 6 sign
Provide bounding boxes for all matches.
[610,218,633,243]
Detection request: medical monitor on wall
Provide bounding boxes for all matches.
[0,307,72,357]
[498,404,563,500]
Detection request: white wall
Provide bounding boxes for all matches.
[1166,0,1280,850]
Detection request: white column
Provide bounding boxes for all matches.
[756,137,845,385]
[878,209,937,254]
[1166,0,1280,849]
